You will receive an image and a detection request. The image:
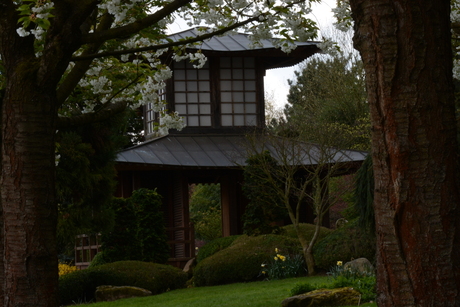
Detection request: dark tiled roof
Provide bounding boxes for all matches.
[116,135,368,168]
[168,28,319,52]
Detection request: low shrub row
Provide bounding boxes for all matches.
[59,261,187,305]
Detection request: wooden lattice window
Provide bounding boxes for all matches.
[173,61,212,127]
[220,57,257,126]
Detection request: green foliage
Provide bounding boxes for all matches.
[196,235,240,263]
[101,198,140,263]
[260,249,306,280]
[283,54,370,150]
[101,189,169,264]
[290,264,376,302]
[242,151,287,235]
[56,113,133,259]
[193,234,302,286]
[189,184,222,242]
[88,252,107,268]
[131,188,170,263]
[313,219,376,271]
[289,282,317,296]
[59,261,187,305]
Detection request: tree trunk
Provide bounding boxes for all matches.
[349,1,460,306]
[1,77,58,306]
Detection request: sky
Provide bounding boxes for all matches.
[264,0,336,109]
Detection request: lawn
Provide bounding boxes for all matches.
[86,276,377,307]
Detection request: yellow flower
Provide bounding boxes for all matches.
[262,271,266,274]
[261,264,266,267]
[337,261,343,266]
[275,248,279,253]
[58,263,77,276]
[278,255,286,261]
[274,256,278,261]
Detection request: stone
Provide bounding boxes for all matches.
[343,258,374,274]
[335,218,348,229]
[183,257,195,273]
[281,287,361,307]
[95,285,152,302]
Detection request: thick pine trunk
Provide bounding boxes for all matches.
[349,0,460,306]
[1,77,58,306]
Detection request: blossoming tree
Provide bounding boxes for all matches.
[0,0,319,306]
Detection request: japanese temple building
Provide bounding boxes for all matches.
[112,28,367,268]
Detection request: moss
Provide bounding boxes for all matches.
[283,287,360,307]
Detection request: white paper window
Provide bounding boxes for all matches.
[172,61,212,127]
[219,57,258,127]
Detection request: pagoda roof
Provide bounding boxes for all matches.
[116,134,367,170]
[167,28,321,69]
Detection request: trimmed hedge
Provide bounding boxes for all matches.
[196,235,240,263]
[193,234,302,286]
[59,261,187,305]
[313,219,376,270]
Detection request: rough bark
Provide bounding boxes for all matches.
[349,0,460,306]
[2,74,59,307]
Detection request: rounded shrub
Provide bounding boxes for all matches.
[193,234,302,286]
[59,261,187,305]
[280,223,333,241]
[196,235,240,263]
[313,219,376,271]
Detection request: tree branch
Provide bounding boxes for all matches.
[72,15,261,61]
[81,0,193,44]
[57,12,115,106]
[57,99,128,129]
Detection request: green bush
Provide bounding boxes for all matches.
[313,219,376,271]
[131,188,169,263]
[281,223,333,241]
[101,189,169,264]
[242,151,287,236]
[196,235,240,263]
[194,234,302,286]
[101,198,140,263]
[88,251,107,268]
[59,261,187,305]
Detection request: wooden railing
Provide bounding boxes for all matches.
[74,234,101,270]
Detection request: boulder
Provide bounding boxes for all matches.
[281,287,361,307]
[95,285,152,302]
[344,258,374,274]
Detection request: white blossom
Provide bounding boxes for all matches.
[16,28,30,37]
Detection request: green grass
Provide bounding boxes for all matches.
[85,276,377,307]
